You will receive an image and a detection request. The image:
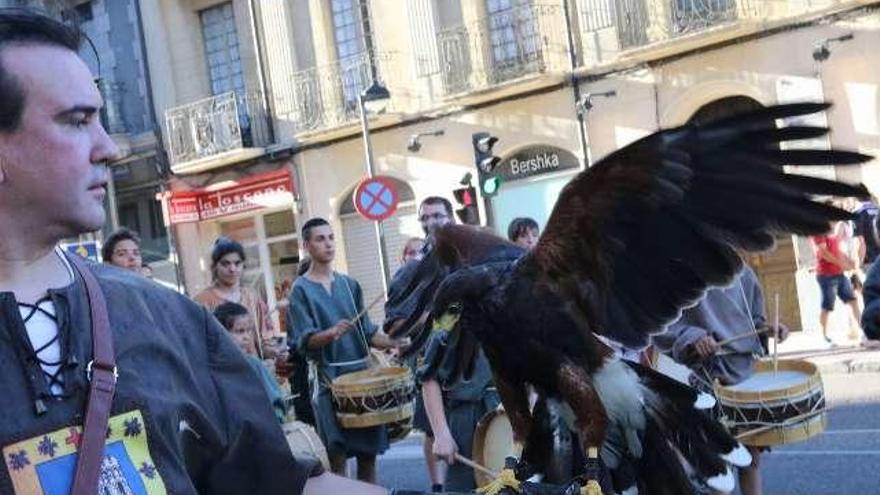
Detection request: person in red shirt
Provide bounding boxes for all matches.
[812,219,862,344]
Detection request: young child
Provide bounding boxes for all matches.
[214,302,287,422]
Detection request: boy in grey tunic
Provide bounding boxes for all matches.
[653,265,788,495]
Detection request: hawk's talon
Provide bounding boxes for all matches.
[476,467,522,495]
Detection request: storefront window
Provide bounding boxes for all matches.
[269,237,299,333]
[264,209,297,238]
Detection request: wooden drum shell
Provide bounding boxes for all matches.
[330,366,416,441]
[715,359,827,447]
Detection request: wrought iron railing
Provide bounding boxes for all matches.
[573,0,861,65]
[434,3,570,96]
[278,51,394,133]
[577,0,747,62]
[165,91,271,165]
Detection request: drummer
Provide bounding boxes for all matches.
[384,197,500,492]
[288,218,405,482]
[653,265,788,495]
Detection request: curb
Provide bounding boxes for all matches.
[776,346,880,374]
[807,356,880,375]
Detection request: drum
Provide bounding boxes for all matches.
[472,403,575,487]
[330,366,416,442]
[715,359,826,447]
[282,421,329,470]
[472,408,515,488]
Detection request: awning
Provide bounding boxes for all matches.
[159,169,295,225]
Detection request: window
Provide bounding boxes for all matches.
[485,0,541,81]
[119,203,141,236]
[330,0,367,108]
[147,195,166,241]
[199,2,252,143]
[75,2,93,22]
[200,3,245,97]
[672,0,737,34]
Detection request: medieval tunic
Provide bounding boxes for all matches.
[653,266,766,388]
[418,331,499,491]
[0,260,319,494]
[289,273,389,458]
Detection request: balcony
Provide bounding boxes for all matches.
[280,51,393,134]
[165,91,272,172]
[576,0,865,67]
[435,4,570,97]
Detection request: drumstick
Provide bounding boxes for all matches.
[334,293,386,341]
[715,327,772,348]
[350,293,386,326]
[773,293,780,375]
[454,453,498,478]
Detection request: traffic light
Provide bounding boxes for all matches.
[453,185,480,225]
[473,132,502,197]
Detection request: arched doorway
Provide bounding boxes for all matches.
[339,177,421,323]
[688,96,804,331]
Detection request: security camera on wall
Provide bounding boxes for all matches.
[407,129,445,153]
[407,135,422,153]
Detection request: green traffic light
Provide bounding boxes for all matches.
[482,176,501,196]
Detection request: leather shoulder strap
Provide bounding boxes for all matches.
[65,253,116,495]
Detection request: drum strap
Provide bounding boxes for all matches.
[341,276,372,362]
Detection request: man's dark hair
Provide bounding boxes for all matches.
[507,217,539,242]
[0,10,84,132]
[211,237,246,267]
[297,257,311,276]
[419,196,453,217]
[213,302,250,331]
[101,227,141,262]
[301,217,330,242]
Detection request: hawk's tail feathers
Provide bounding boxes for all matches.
[626,361,751,493]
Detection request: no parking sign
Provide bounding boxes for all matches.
[353,176,399,221]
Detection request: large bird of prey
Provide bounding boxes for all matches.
[390,103,871,494]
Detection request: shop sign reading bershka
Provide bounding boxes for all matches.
[495,145,579,182]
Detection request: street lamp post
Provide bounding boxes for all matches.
[358,82,392,294]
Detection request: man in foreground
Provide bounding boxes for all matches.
[0,10,385,494]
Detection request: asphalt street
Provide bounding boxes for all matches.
[762,373,880,495]
[375,372,880,494]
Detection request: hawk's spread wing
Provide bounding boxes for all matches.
[526,103,870,348]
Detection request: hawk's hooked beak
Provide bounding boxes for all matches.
[432,312,460,333]
[432,303,462,332]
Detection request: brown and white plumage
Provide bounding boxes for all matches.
[391,103,870,493]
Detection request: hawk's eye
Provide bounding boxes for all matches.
[448,302,463,315]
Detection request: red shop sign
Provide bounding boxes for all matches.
[163,170,295,225]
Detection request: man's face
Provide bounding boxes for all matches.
[110,239,142,272]
[304,225,336,264]
[0,45,118,238]
[419,202,452,236]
